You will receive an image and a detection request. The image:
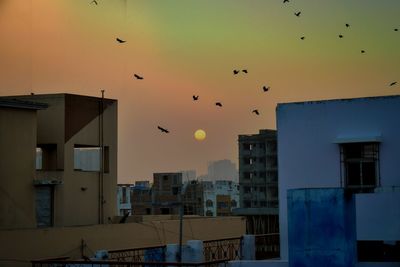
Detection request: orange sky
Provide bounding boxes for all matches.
[0,0,399,182]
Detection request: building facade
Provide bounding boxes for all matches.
[203,180,239,217]
[152,172,182,215]
[235,129,279,234]
[277,95,400,262]
[117,184,133,216]
[0,93,118,228]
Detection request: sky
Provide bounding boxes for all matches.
[0,0,399,183]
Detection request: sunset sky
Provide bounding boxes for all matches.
[0,0,399,182]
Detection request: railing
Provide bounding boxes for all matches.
[108,245,166,262]
[31,259,229,267]
[254,233,280,260]
[203,237,242,261]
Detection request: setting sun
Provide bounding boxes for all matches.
[194,129,206,141]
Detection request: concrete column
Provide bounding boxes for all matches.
[182,240,204,263]
[166,244,179,263]
[241,235,256,260]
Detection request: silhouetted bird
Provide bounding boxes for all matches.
[116,38,126,43]
[134,74,143,80]
[294,11,301,17]
[300,36,305,40]
[242,69,248,73]
[395,28,398,32]
[252,109,260,115]
[158,126,169,133]
[233,70,239,75]
[389,81,397,86]
[339,34,343,38]
[91,0,98,5]
[345,23,350,27]
[215,102,223,107]
[283,0,289,3]
[361,50,365,53]
[193,95,199,101]
[263,86,270,92]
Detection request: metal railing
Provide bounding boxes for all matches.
[203,237,242,261]
[255,233,280,260]
[108,245,166,262]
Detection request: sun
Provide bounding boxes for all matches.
[194,129,206,141]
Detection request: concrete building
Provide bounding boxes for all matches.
[0,93,118,228]
[203,180,240,217]
[152,172,182,215]
[131,181,152,215]
[235,129,279,234]
[277,95,400,263]
[117,184,133,216]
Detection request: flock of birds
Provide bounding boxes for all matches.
[90,0,398,135]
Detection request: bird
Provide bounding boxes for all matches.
[294,11,301,17]
[116,38,126,43]
[134,74,143,80]
[300,36,305,40]
[233,70,239,75]
[339,34,343,38]
[242,69,248,73]
[252,109,260,115]
[193,95,199,101]
[263,86,270,92]
[215,102,223,107]
[361,50,365,53]
[345,23,350,28]
[157,126,169,133]
[389,81,397,86]
[283,0,289,3]
[91,0,98,5]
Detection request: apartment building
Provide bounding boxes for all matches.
[152,172,182,215]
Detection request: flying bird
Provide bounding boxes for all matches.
[91,0,98,5]
[345,23,350,28]
[157,126,169,133]
[389,81,397,86]
[339,34,343,38]
[116,38,126,43]
[215,102,223,107]
[283,0,289,3]
[361,50,365,53]
[263,86,270,92]
[242,69,248,73]
[134,74,143,80]
[300,36,305,40]
[193,95,199,101]
[294,11,301,17]
[252,109,260,115]
[233,70,239,75]
[395,28,398,32]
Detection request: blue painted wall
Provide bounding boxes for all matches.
[288,188,357,267]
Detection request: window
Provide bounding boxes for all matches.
[244,186,251,193]
[244,172,256,179]
[206,199,213,207]
[259,186,266,193]
[74,145,109,172]
[341,142,379,193]
[35,186,54,227]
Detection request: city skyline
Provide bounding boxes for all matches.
[0,0,399,182]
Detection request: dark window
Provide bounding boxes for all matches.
[243,200,251,208]
[244,186,251,193]
[35,186,54,227]
[172,186,180,195]
[341,142,379,193]
[206,199,213,207]
[163,175,168,181]
[36,144,57,170]
[260,201,267,207]
[160,208,170,214]
[146,208,151,215]
[259,186,266,193]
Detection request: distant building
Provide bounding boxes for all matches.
[0,93,118,228]
[203,180,239,217]
[183,180,204,215]
[152,172,182,215]
[117,184,133,216]
[207,160,238,182]
[234,129,279,234]
[277,95,400,262]
[131,181,152,215]
[180,170,197,182]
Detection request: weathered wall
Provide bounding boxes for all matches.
[277,96,400,260]
[0,107,37,229]
[0,216,245,267]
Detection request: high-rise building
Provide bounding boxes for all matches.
[234,129,279,234]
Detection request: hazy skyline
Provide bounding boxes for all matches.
[0,0,399,182]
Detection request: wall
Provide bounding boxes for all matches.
[0,216,246,267]
[0,107,37,229]
[276,95,400,260]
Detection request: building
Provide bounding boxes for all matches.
[277,95,400,263]
[152,172,182,215]
[207,160,238,182]
[117,184,133,216]
[131,181,152,215]
[183,180,204,215]
[234,129,279,234]
[203,180,239,217]
[0,93,118,228]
